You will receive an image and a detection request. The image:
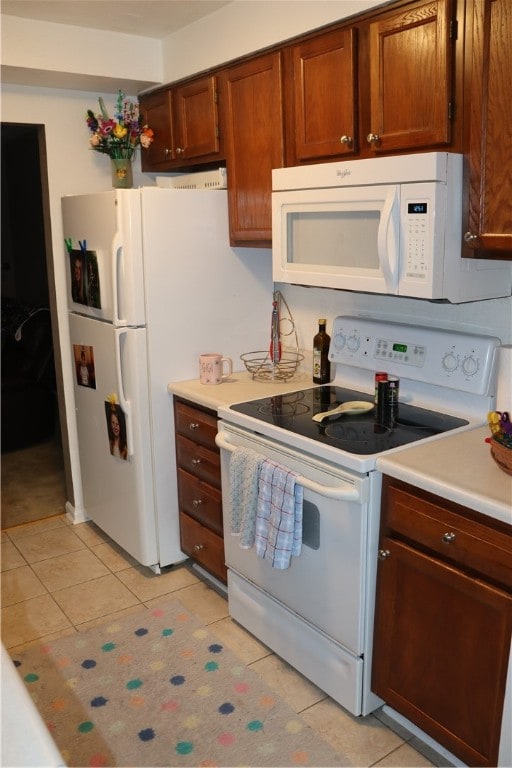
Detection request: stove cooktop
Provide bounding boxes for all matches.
[228,386,469,456]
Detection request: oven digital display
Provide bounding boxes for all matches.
[408,202,428,214]
[393,343,408,353]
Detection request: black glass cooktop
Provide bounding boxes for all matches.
[228,386,468,456]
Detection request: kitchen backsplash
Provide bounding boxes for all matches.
[276,283,512,354]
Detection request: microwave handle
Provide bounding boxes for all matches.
[377,186,400,292]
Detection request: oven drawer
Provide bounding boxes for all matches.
[180,512,227,583]
[176,435,221,487]
[175,401,218,450]
[383,480,512,589]
[177,468,223,534]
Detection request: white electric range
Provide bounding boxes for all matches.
[216,316,501,717]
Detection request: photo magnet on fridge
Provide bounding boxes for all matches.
[73,344,96,388]
[68,247,101,309]
[104,397,128,461]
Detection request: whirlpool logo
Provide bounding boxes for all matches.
[336,168,351,180]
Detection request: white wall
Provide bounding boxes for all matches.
[1,84,155,511]
[1,15,162,91]
[162,0,388,80]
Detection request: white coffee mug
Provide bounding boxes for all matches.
[199,353,233,385]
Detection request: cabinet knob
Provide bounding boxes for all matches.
[191,458,201,466]
[176,147,184,155]
[378,548,391,560]
[464,231,478,244]
[164,148,172,156]
[194,543,204,551]
[367,133,381,144]
[442,531,456,543]
[340,135,353,145]
[192,499,202,507]
[189,422,199,430]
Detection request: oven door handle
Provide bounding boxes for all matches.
[215,433,361,502]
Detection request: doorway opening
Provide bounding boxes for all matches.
[1,122,70,528]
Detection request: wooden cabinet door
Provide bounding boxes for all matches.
[372,537,512,767]
[290,27,358,162]
[139,89,173,171]
[367,0,454,153]
[463,0,512,258]
[221,52,284,246]
[173,75,221,161]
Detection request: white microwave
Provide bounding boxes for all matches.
[272,152,512,303]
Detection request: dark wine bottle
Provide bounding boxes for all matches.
[313,319,331,384]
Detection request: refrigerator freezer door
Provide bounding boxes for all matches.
[62,191,145,326]
[69,313,165,567]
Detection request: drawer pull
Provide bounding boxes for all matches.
[189,422,200,430]
[442,531,456,543]
[192,499,202,507]
[191,458,201,466]
[378,548,391,560]
[194,543,204,551]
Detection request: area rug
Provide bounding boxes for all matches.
[9,599,346,767]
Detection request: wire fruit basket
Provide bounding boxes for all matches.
[241,292,303,381]
[241,349,304,381]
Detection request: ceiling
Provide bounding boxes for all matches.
[1,0,233,39]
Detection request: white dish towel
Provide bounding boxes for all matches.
[255,459,304,569]
[229,446,263,548]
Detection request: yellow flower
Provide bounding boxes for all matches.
[113,124,127,139]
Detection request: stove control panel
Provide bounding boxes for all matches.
[330,316,501,395]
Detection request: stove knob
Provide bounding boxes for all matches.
[462,355,479,377]
[347,334,360,352]
[333,332,346,351]
[442,352,458,372]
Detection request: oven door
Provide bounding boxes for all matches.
[216,422,371,656]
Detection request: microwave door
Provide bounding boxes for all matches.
[377,186,400,294]
[272,187,400,294]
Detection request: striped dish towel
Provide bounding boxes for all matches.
[255,459,303,569]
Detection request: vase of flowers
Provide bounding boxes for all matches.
[86,90,154,188]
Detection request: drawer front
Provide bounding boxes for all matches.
[175,401,218,450]
[178,468,223,534]
[385,483,512,589]
[176,435,221,487]
[180,513,227,583]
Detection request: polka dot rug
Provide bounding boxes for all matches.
[9,598,347,766]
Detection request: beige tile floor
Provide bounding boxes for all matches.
[1,514,439,767]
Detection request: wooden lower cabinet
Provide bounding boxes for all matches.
[372,476,512,767]
[174,398,227,584]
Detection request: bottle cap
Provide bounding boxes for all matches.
[318,318,326,324]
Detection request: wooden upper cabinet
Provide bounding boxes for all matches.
[367,0,454,153]
[463,0,512,258]
[288,27,358,163]
[139,88,173,170]
[172,76,220,161]
[221,51,285,246]
[140,75,222,171]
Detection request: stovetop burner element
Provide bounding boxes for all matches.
[229,386,468,456]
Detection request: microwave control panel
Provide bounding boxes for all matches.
[329,316,500,395]
[404,202,429,278]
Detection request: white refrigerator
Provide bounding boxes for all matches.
[62,186,273,571]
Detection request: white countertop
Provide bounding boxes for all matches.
[377,426,512,526]
[168,375,512,527]
[168,369,314,411]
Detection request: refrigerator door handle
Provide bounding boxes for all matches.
[114,327,133,456]
[112,234,123,326]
